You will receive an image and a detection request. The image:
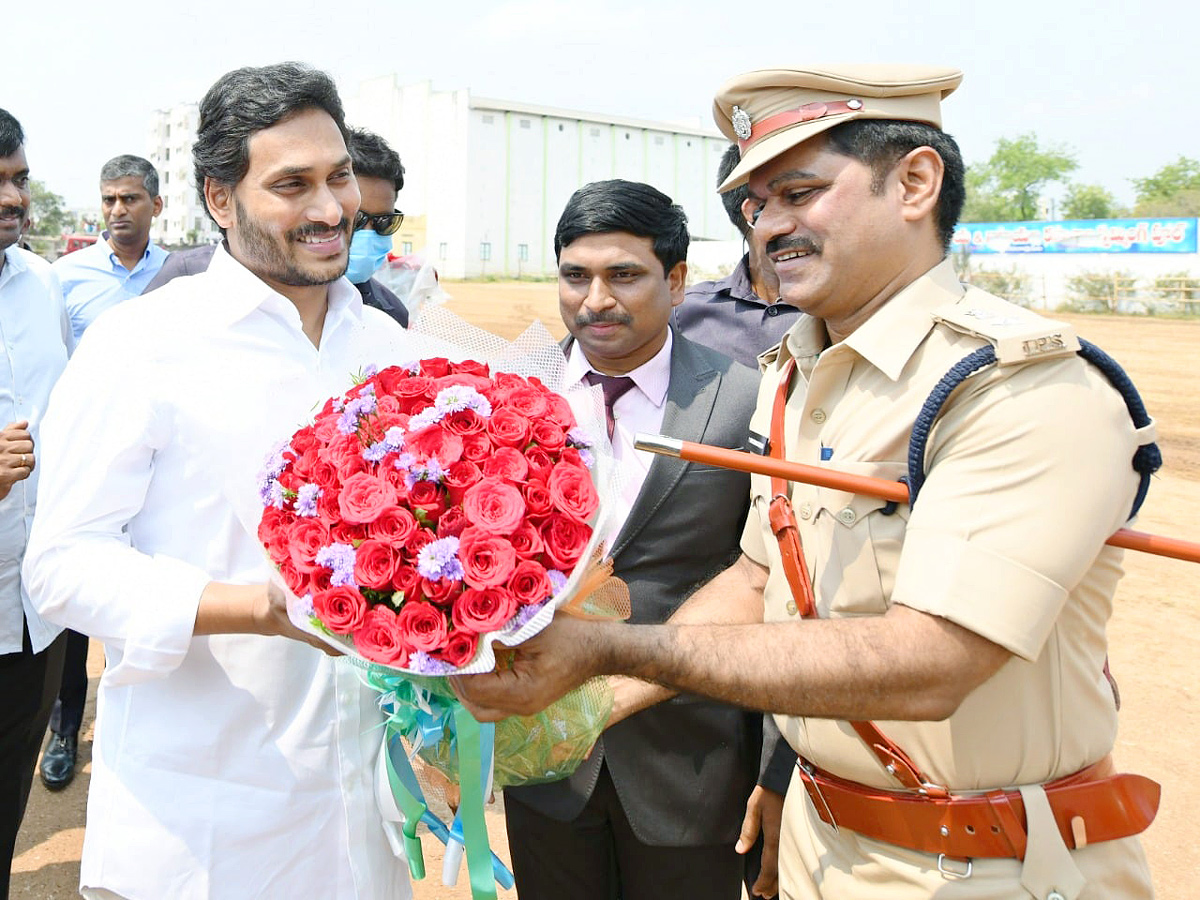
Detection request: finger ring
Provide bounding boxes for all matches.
[19,454,25,468]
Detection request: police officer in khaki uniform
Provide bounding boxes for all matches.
[454,65,1159,900]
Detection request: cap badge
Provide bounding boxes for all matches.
[731,105,753,140]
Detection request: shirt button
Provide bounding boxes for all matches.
[837,508,857,525]
[810,408,826,424]
[766,305,780,317]
[786,600,798,616]
[798,503,813,520]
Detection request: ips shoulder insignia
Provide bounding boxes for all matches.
[932,290,1079,366]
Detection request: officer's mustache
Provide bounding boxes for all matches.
[0,205,26,220]
[766,235,821,257]
[289,219,351,239]
[575,311,633,328]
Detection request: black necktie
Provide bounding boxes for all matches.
[585,372,636,440]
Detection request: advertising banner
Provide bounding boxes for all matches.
[952,218,1198,254]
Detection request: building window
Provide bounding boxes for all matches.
[686,140,692,147]
[480,242,492,261]
[482,114,494,125]
[558,123,564,132]
[165,148,170,161]
[402,241,413,254]
[164,171,170,184]
[518,243,529,261]
[625,133,630,140]
[439,242,448,260]
[519,119,531,129]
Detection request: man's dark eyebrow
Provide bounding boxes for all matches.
[267,154,353,180]
[766,169,819,192]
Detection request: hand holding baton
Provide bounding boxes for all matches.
[634,434,1200,565]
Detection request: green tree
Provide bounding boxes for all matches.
[28,180,72,236]
[1131,156,1200,216]
[962,133,1078,222]
[1061,183,1117,220]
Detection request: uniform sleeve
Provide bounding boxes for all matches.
[892,356,1139,661]
[22,311,211,685]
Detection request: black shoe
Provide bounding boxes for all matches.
[40,732,78,790]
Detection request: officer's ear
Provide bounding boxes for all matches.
[204,177,236,231]
[895,146,943,227]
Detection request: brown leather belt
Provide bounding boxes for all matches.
[796,754,1160,860]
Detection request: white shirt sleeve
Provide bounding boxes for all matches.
[23,310,211,684]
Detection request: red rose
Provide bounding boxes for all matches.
[279,559,313,599]
[375,364,413,396]
[457,527,518,588]
[314,415,340,443]
[325,432,368,480]
[442,408,486,436]
[287,519,331,572]
[408,424,464,466]
[420,358,452,379]
[560,447,587,469]
[408,479,447,523]
[461,433,492,462]
[312,585,368,634]
[524,448,554,482]
[509,522,545,559]
[368,507,418,548]
[437,629,479,667]
[291,447,319,480]
[462,478,526,534]
[435,372,492,393]
[436,505,468,538]
[452,586,518,633]
[481,447,529,483]
[508,559,552,605]
[375,394,402,416]
[487,408,531,448]
[421,577,462,607]
[330,521,368,546]
[395,374,436,401]
[354,539,399,591]
[338,472,398,524]
[316,488,342,527]
[451,359,490,378]
[548,462,599,523]
[544,392,576,428]
[443,459,483,505]
[523,480,553,518]
[259,506,295,564]
[352,606,409,666]
[310,457,339,491]
[396,600,449,652]
[405,527,436,561]
[392,564,420,600]
[542,513,591,569]
[502,386,548,419]
[529,419,567,453]
[383,463,411,496]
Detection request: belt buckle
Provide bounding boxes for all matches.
[936,854,973,880]
[798,761,839,833]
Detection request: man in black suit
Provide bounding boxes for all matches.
[502,179,760,899]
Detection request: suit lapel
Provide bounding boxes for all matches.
[611,334,721,557]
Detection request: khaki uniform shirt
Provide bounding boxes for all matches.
[740,261,1153,899]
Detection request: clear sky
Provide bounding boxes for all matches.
[10,0,1197,210]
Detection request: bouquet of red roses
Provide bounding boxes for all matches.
[257,356,613,674]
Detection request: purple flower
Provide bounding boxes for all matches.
[417,536,464,581]
[383,426,406,450]
[505,600,549,633]
[405,458,445,489]
[434,385,492,418]
[295,484,322,517]
[363,442,389,463]
[407,406,440,430]
[362,364,378,379]
[547,569,568,595]
[262,480,286,510]
[337,392,379,435]
[576,448,595,469]
[315,542,357,587]
[409,651,456,676]
[566,427,592,449]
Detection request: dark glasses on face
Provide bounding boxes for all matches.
[354,209,405,236]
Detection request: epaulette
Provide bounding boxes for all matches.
[932,290,1079,366]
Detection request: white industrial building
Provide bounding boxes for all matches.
[145,103,220,248]
[346,77,740,278]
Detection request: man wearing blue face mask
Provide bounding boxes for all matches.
[145,127,409,327]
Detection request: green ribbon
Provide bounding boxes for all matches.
[452,706,498,900]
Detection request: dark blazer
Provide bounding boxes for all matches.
[507,329,761,847]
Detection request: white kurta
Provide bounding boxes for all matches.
[24,246,414,900]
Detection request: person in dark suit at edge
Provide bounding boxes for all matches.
[502,179,761,900]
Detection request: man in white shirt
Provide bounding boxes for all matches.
[0,107,74,900]
[23,64,414,900]
[40,154,168,793]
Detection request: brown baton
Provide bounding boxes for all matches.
[634,433,1200,565]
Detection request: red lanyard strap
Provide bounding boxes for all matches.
[768,358,945,795]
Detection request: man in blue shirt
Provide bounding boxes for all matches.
[52,155,167,342]
[40,155,167,791]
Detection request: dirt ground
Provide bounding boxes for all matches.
[12,282,1200,898]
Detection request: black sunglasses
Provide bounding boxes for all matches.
[354,209,405,236]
